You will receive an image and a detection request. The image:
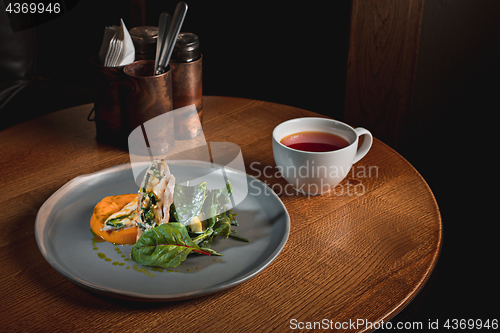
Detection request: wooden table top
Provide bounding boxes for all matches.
[0,96,441,332]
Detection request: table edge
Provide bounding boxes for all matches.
[3,96,443,329]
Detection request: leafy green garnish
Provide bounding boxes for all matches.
[202,182,232,225]
[131,223,210,268]
[171,182,207,225]
[131,180,248,269]
[213,213,232,239]
[229,229,249,242]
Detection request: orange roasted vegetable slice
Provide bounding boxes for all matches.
[90,194,139,245]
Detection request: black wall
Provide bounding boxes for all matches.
[397,0,499,324]
[2,0,351,127]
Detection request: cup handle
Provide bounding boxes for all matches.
[353,127,373,163]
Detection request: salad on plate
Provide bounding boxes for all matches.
[90,159,248,269]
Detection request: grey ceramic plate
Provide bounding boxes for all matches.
[35,161,290,301]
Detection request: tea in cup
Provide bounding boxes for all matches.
[272,117,373,195]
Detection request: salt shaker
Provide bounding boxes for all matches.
[129,26,158,60]
[170,32,203,139]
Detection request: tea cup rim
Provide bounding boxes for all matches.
[272,117,358,154]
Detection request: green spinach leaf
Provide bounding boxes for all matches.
[171,182,207,225]
[202,181,233,225]
[131,223,210,268]
[213,214,232,239]
[229,229,249,242]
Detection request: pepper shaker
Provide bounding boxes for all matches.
[170,32,203,139]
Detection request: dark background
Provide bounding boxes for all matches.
[2,1,351,125]
[1,0,498,328]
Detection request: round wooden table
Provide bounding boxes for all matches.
[0,96,441,332]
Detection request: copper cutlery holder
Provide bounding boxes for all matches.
[91,57,203,149]
[122,60,173,132]
[90,57,128,148]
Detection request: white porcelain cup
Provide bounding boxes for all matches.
[272,117,373,195]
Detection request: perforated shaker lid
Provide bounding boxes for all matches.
[171,32,200,62]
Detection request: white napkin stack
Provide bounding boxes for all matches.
[98,18,135,67]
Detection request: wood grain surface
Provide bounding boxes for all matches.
[345,0,425,152]
[0,96,441,332]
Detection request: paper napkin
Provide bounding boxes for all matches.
[98,18,135,67]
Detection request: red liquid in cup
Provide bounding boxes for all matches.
[280,131,350,152]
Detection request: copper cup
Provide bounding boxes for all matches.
[171,54,203,140]
[123,60,174,154]
[90,57,128,147]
